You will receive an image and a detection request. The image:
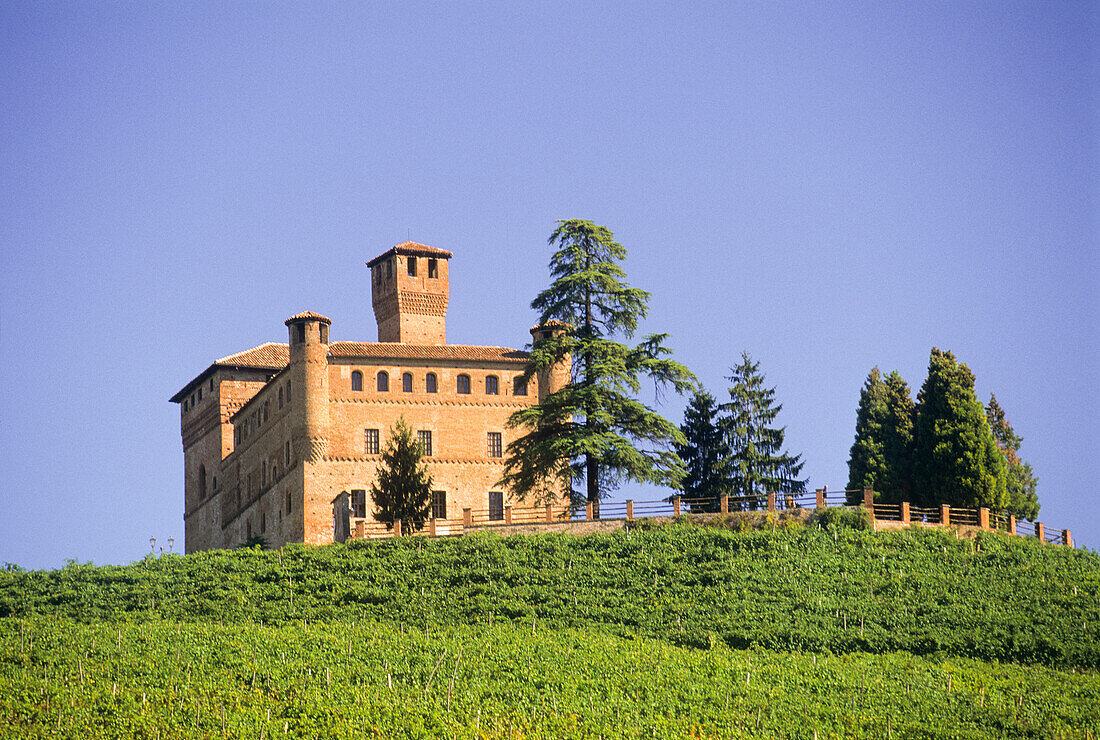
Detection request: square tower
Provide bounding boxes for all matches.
[367,242,453,344]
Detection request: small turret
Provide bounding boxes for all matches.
[529,320,572,403]
[284,311,331,462]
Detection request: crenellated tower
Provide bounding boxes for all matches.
[284,311,332,463]
[367,242,453,344]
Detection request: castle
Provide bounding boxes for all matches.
[171,242,569,553]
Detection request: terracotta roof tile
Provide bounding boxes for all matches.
[329,342,527,363]
[214,342,291,368]
[285,311,332,325]
[366,242,453,267]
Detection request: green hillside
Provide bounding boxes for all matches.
[3,522,1099,737]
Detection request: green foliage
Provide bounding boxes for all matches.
[2,618,1098,738]
[913,349,1007,509]
[501,219,696,506]
[721,352,806,504]
[371,417,433,534]
[236,535,269,550]
[847,369,915,505]
[675,389,731,511]
[813,506,873,531]
[3,527,1098,669]
[987,394,1040,520]
[847,367,888,497]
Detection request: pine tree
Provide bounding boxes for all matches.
[986,393,1039,520]
[500,220,696,508]
[371,418,433,534]
[675,389,731,512]
[880,370,916,503]
[720,352,806,508]
[912,349,1006,509]
[846,368,888,503]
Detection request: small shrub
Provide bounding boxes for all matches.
[813,506,872,531]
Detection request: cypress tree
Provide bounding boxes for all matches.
[675,389,731,512]
[846,367,888,503]
[880,370,916,504]
[371,417,433,534]
[720,352,806,508]
[912,349,1006,509]
[986,393,1039,520]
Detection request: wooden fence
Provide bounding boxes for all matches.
[338,487,1073,547]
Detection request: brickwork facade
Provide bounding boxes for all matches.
[172,243,568,553]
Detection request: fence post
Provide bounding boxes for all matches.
[1008,514,1016,535]
[545,504,553,523]
[463,508,472,528]
[394,518,402,537]
[626,499,634,520]
[505,505,513,525]
[673,496,681,517]
[815,488,825,509]
[720,494,728,515]
[766,492,775,512]
[1063,529,1072,547]
[863,488,874,508]
[979,507,990,530]
[585,502,593,520]
[1035,522,1044,541]
[940,505,950,526]
[429,517,436,537]
[901,501,910,524]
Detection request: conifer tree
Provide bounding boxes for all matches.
[880,370,916,503]
[371,418,433,534]
[912,349,1006,509]
[986,393,1039,520]
[675,389,731,512]
[846,368,888,502]
[720,352,806,507]
[501,220,696,508]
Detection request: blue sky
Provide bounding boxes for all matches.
[1,2,1096,568]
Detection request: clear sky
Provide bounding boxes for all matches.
[1,2,1096,568]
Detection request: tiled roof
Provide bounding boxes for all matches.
[530,319,572,333]
[215,342,291,368]
[329,342,527,363]
[285,311,332,325]
[366,242,453,267]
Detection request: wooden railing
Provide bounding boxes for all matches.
[339,487,1073,548]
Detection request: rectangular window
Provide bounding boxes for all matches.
[285,440,291,465]
[407,257,417,276]
[431,490,446,520]
[286,382,291,402]
[351,489,367,518]
[286,490,292,514]
[428,259,438,278]
[417,430,432,457]
[487,432,502,458]
[489,491,504,521]
[426,373,437,393]
[365,429,380,455]
[485,375,499,395]
[513,377,528,396]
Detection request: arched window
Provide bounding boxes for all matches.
[513,377,528,396]
[457,374,471,394]
[425,373,438,393]
[402,372,413,392]
[199,464,207,500]
[351,371,363,392]
[485,375,499,395]
[377,371,389,392]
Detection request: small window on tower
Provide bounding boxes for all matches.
[417,430,433,457]
[426,373,438,393]
[319,323,328,343]
[457,374,470,394]
[402,372,413,392]
[364,428,380,455]
[407,257,417,276]
[297,324,306,344]
[487,432,502,458]
[513,377,528,396]
[428,259,438,278]
[377,371,389,392]
[485,375,499,395]
[351,371,363,392]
